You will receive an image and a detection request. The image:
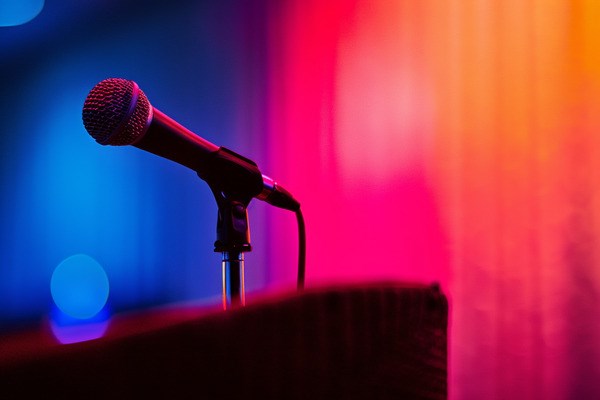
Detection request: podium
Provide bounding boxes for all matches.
[0,282,447,399]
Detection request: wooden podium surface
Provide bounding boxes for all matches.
[0,282,448,399]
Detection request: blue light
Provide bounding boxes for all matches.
[51,254,110,319]
[0,0,44,26]
[0,1,250,330]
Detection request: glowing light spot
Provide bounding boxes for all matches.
[0,0,45,27]
[51,254,109,319]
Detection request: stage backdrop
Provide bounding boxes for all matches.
[1,0,599,399]
[264,1,600,399]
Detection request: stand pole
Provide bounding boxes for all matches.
[222,251,245,309]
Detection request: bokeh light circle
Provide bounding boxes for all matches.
[50,254,109,319]
[0,0,45,27]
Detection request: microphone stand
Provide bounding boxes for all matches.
[210,187,252,310]
[198,146,264,310]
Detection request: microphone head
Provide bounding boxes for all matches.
[82,78,152,146]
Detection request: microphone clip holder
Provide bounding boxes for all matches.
[197,146,263,310]
[209,185,252,310]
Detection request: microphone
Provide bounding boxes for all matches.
[82,78,299,211]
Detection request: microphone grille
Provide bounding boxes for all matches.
[82,78,151,146]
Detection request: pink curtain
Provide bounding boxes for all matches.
[264,0,600,398]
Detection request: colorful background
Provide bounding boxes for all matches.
[1,0,600,398]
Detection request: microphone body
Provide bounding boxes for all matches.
[135,108,264,201]
[138,108,220,172]
[82,78,299,211]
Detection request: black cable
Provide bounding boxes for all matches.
[296,208,306,290]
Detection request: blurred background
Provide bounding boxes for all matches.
[1,0,600,398]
